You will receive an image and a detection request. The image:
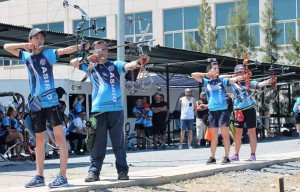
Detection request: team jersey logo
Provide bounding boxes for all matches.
[40,58,46,65]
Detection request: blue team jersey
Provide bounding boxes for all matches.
[80,60,126,112]
[133,106,144,124]
[143,109,153,128]
[231,80,258,110]
[19,49,59,108]
[2,116,21,131]
[202,78,229,111]
[293,97,300,113]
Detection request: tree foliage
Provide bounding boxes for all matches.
[260,0,280,63]
[284,19,300,66]
[221,0,255,58]
[186,0,217,54]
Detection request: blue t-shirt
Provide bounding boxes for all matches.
[133,106,144,124]
[143,109,153,128]
[231,80,258,110]
[80,60,126,112]
[19,49,59,108]
[293,97,300,113]
[0,118,6,137]
[2,116,22,132]
[202,78,229,111]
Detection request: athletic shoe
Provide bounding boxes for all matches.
[188,145,193,149]
[177,145,182,150]
[221,157,231,165]
[25,175,45,188]
[48,175,68,188]
[248,154,256,161]
[206,157,216,165]
[230,153,239,161]
[118,171,129,180]
[85,173,100,182]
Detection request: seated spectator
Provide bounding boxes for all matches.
[66,111,87,154]
[2,105,24,160]
[142,106,153,149]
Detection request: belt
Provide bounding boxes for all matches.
[235,104,254,111]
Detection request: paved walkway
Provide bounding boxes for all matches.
[1,136,300,192]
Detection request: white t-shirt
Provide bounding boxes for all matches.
[180,97,195,120]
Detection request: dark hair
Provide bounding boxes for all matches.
[56,87,66,99]
[206,62,219,72]
[6,106,15,116]
[92,40,107,49]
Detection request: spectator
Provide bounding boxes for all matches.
[142,105,153,149]
[2,105,24,160]
[178,88,197,150]
[150,93,168,149]
[293,97,300,138]
[195,92,209,148]
[66,111,87,154]
[133,98,145,149]
[73,95,85,118]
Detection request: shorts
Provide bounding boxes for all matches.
[144,126,153,137]
[208,109,230,128]
[31,105,62,133]
[294,113,300,124]
[134,124,144,130]
[180,119,194,131]
[234,107,257,129]
[152,120,166,135]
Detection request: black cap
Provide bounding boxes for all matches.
[28,28,46,39]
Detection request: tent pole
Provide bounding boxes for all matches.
[166,66,171,145]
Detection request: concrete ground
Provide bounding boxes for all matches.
[1,136,300,192]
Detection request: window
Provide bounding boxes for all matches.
[216,1,260,48]
[163,7,200,49]
[274,0,296,21]
[73,17,106,38]
[33,22,64,32]
[276,21,296,45]
[125,12,152,42]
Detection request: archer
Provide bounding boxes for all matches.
[70,40,150,182]
[4,28,87,188]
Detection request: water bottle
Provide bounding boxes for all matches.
[90,116,96,128]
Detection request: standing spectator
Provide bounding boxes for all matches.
[294,97,300,138]
[191,62,244,164]
[150,93,168,149]
[142,105,153,149]
[4,28,81,188]
[195,92,209,148]
[178,88,197,150]
[133,98,145,149]
[70,40,150,182]
[73,95,85,118]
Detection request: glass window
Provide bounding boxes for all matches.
[33,22,64,32]
[164,8,183,31]
[250,25,260,46]
[285,22,296,44]
[164,34,173,47]
[174,33,183,49]
[33,24,48,30]
[73,20,89,36]
[0,60,3,66]
[217,28,226,48]
[276,23,284,45]
[216,2,234,26]
[49,22,64,32]
[274,0,296,20]
[90,17,107,38]
[248,0,259,23]
[184,7,200,29]
[125,12,152,35]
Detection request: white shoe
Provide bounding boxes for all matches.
[188,145,193,149]
[177,145,182,150]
